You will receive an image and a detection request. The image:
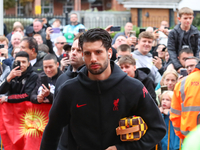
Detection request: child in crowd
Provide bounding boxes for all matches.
[159,91,180,150]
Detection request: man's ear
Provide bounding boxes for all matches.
[108,48,112,59]
[178,17,181,22]
[57,62,59,68]
[133,65,137,71]
[116,53,118,58]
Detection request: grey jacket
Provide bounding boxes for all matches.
[168,24,200,70]
[132,50,161,85]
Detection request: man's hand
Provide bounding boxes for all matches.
[41,84,50,98]
[0,48,8,59]
[37,94,44,103]
[127,36,137,46]
[0,96,7,104]
[152,56,162,69]
[105,25,114,34]
[60,57,70,71]
[105,146,117,150]
[7,66,22,83]
[159,28,169,36]
[153,29,159,40]
[42,18,47,25]
[46,27,53,40]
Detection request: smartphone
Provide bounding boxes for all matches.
[180,69,188,77]
[40,75,49,89]
[52,28,60,33]
[13,60,21,70]
[117,55,121,61]
[164,27,170,30]
[139,28,146,34]
[161,86,168,94]
[63,53,69,59]
[110,26,121,32]
[153,27,157,30]
[0,44,4,49]
[129,31,136,37]
[38,19,43,23]
[152,51,158,58]
[79,28,86,33]
[197,113,200,125]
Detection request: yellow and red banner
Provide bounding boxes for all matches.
[0,101,52,150]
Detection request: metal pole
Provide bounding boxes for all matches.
[0,0,3,35]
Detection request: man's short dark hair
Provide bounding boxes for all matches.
[43,54,57,64]
[21,37,38,53]
[38,44,49,53]
[118,55,136,66]
[178,47,194,57]
[78,28,112,51]
[117,44,131,53]
[15,51,29,61]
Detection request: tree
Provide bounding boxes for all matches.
[4,0,16,10]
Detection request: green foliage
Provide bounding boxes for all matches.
[192,13,200,30]
[4,0,16,10]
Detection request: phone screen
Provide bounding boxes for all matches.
[0,44,4,49]
[52,28,60,33]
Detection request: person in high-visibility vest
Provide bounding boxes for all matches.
[170,61,200,139]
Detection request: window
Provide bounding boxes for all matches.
[41,0,53,15]
[17,1,24,16]
[63,1,74,14]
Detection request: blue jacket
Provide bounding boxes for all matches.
[161,113,180,150]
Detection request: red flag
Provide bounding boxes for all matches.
[0,101,52,150]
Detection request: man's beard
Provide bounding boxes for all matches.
[87,59,109,75]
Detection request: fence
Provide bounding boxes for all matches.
[4,11,171,33]
[4,15,66,33]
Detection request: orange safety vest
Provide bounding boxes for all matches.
[170,68,200,139]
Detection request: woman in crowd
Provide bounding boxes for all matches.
[155,69,178,106]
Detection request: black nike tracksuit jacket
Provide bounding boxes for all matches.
[40,62,166,150]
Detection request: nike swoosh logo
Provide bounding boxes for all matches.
[76,104,87,108]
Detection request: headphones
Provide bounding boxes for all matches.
[109,53,111,58]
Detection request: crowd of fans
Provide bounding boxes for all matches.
[0,6,200,150]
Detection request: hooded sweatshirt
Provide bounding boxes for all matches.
[132,50,161,85]
[134,67,157,105]
[40,61,166,150]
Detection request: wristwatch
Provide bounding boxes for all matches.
[4,96,8,102]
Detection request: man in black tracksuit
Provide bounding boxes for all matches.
[55,35,84,150]
[40,28,166,150]
[0,51,38,103]
[30,54,62,104]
